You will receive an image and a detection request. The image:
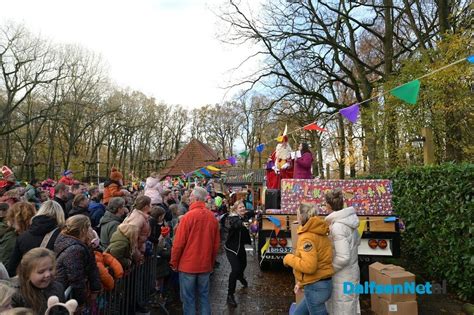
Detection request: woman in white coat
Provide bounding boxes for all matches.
[144,173,164,205]
[324,188,361,315]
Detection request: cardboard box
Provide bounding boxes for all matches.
[290,222,299,253]
[378,298,418,315]
[377,269,416,302]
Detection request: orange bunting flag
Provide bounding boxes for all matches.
[215,160,229,165]
[303,123,327,132]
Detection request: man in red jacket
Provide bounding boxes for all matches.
[170,186,219,315]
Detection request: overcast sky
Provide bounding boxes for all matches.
[1,0,260,109]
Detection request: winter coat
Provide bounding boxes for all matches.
[53,196,67,215]
[170,201,220,273]
[144,177,164,205]
[99,211,123,249]
[157,202,173,222]
[224,214,251,255]
[54,233,101,306]
[0,219,16,267]
[58,176,75,186]
[325,207,360,315]
[123,209,151,251]
[94,251,124,291]
[11,279,65,314]
[293,151,314,179]
[7,215,60,276]
[88,200,106,228]
[106,229,133,270]
[283,216,334,286]
[102,180,125,205]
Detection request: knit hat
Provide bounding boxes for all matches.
[110,167,123,181]
[63,170,73,176]
[45,296,78,315]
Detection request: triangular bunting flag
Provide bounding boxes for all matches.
[206,165,220,171]
[239,151,249,158]
[339,103,360,123]
[200,168,211,177]
[228,156,237,166]
[256,144,265,153]
[303,122,327,132]
[358,220,367,238]
[215,160,229,165]
[194,170,204,178]
[467,55,474,63]
[390,79,421,105]
[276,136,284,142]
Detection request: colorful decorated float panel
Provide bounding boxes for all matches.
[280,179,393,216]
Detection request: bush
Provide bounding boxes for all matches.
[367,163,473,300]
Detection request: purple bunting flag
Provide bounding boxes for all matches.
[339,103,360,123]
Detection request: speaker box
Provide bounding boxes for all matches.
[265,189,281,210]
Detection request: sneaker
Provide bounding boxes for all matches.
[227,294,237,307]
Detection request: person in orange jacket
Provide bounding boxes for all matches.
[283,203,334,315]
[103,168,128,205]
[94,251,124,291]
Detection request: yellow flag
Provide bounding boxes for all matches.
[358,220,367,238]
[276,136,284,142]
[261,238,270,255]
[206,165,221,171]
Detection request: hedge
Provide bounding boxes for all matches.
[366,163,473,300]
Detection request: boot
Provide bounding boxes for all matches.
[227,294,237,307]
[240,278,248,288]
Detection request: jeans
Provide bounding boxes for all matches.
[226,248,247,295]
[179,272,211,315]
[294,278,332,315]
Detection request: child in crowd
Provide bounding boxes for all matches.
[106,223,139,270]
[11,248,65,314]
[54,215,101,313]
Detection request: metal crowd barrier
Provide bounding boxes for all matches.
[95,255,159,315]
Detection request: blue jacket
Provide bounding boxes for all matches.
[89,201,106,228]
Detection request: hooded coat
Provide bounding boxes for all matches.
[144,177,163,205]
[7,215,60,276]
[54,233,101,306]
[99,211,123,249]
[0,219,16,267]
[325,207,361,315]
[102,180,125,205]
[283,216,334,286]
[88,200,106,228]
[105,229,133,270]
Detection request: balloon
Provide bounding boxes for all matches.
[215,196,223,207]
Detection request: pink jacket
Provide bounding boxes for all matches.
[294,152,313,179]
[124,209,151,250]
[144,177,163,205]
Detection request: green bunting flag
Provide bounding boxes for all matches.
[390,79,421,105]
[239,151,249,158]
[194,170,204,178]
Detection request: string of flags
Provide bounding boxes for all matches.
[175,55,473,181]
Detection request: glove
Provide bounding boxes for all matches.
[282,162,290,170]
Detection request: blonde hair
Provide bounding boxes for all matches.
[0,282,15,311]
[6,202,36,234]
[325,188,344,211]
[18,248,56,314]
[62,215,91,240]
[298,203,319,225]
[117,223,139,251]
[231,200,245,214]
[0,308,34,315]
[34,200,65,227]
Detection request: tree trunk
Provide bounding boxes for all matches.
[347,123,356,178]
[337,115,346,179]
